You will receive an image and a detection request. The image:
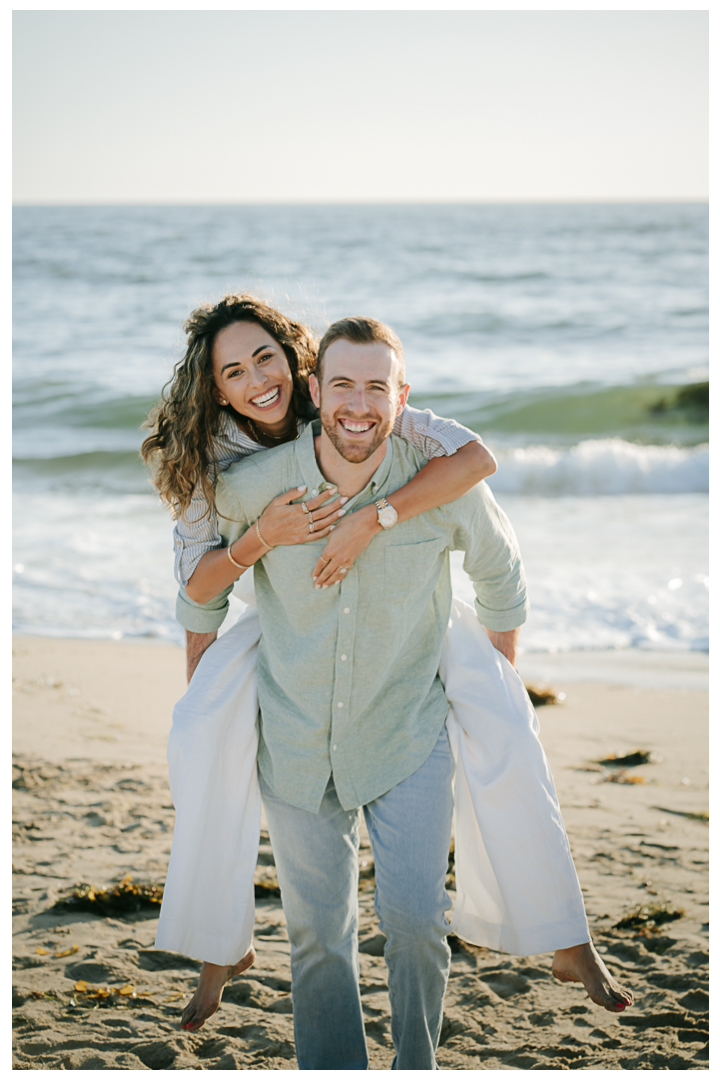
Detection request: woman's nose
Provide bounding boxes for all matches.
[247,364,268,390]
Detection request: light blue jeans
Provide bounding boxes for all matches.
[259,726,455,1071]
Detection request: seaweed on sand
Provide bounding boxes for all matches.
[524,685,565,707]
[53,874,163,917]
[613,902,685,933]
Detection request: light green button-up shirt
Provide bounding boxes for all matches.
[178,421,528,813]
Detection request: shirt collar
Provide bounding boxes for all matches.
[296,419,395,504]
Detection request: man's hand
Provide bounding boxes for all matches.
[484,627,520,668]
[186,630,218,683]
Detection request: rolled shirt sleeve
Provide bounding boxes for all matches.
[175,582,234,634]
[450,482,529,632]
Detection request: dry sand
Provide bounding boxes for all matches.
[13,635,708,1070]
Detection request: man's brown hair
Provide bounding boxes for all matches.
[315,317,405,388]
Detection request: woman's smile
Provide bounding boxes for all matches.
[249,385,282,410]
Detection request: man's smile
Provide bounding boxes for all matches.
[337,418,376,435]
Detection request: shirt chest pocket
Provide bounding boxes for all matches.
[383,537,448,603]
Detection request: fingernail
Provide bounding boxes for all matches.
[329,525,336,531]
[312,576,317,583]
[315,584,321,590]
[322,584,328,589]
[327,485,337,493]
[339,496,349,504]
[297,485,307,492]
[337,508,347,517]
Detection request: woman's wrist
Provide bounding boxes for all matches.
[356,501,383,536]
[230,527,266,568]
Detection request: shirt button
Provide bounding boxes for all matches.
[343,607,350,614]
[340,654,347,661]
[332,744,338,751]
[311,489,317,495]
[337,701,344,708]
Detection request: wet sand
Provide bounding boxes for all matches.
[13,635,708,1070]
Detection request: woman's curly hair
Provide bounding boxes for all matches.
[141,294,317,520]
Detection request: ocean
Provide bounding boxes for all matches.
[12,203,708,653]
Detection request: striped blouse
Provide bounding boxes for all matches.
[173,404,481,587]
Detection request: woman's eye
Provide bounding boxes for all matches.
[259,353,273,363]
[228,368,243,379]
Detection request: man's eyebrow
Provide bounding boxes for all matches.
[328,374,391,387]
[221,345,273,373]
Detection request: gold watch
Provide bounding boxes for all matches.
[375,498,398,529]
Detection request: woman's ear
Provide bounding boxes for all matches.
[213,385,229,406]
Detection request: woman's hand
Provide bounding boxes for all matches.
[258,486,348,548]
[312,503,380,588]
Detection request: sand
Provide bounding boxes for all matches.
[12,634,708,1070]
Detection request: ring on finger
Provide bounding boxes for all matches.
[318,556,330,566]
[339,566,348,574]
[309,521,314,533]
[301,503,310,515]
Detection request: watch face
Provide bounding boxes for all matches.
[379,505,398,528]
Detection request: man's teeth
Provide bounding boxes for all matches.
[342,420,373,433]
[252,388,280,407]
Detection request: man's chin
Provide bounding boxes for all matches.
[326,428,383,464]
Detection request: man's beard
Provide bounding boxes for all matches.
[319,404,394,463]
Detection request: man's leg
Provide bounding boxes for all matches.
[364,726,456,1070]
[259,774,368,1071]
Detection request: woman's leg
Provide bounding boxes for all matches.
[443,598,632,1011]
[155,608,264,1030]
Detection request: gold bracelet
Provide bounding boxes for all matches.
[226,543,250,571]
[255,519,274,551]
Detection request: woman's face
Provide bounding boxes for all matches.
[212,321,294,433]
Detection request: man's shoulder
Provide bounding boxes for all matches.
[387,432,429,472]
[216,440,301,518]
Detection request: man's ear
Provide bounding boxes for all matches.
[396,383,410,416]
[309,373,320,409]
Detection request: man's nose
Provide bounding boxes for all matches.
[346,387,369,413]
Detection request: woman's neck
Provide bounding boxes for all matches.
[240,405,298,447]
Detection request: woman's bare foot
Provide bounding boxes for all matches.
[552,941,634,1012]
[180,947,256,1032]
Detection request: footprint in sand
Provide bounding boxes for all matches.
[479,970,530,999]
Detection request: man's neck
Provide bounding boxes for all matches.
[313,432,388,498]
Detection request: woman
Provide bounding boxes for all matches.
[142,294,632,1033]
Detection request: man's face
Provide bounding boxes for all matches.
[310,340,409,463]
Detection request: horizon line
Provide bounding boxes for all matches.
[12,196,709,209]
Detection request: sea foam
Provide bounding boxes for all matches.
[489,439,708,496]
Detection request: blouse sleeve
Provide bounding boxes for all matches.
[392,404,482,459]
[173,486,223,588]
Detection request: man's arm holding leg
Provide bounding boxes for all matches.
[484,627,520,668]
[186,630,218,683]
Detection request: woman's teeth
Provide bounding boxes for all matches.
[252,387,280,408]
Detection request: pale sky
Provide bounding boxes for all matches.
[13,9,708,203]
